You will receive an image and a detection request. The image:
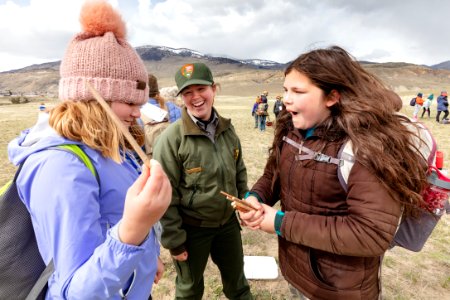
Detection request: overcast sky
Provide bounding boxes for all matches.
[0,0,448,72]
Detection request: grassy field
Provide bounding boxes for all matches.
[0,95,449,299]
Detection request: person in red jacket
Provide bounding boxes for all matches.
[239,46,428,300]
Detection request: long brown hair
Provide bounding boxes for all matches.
[49,101,144,163]
[268,46,428,216]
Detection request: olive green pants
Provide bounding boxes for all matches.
[173,215,252,300]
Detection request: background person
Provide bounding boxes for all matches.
[412,92,424,120]
[147,74,182,123]
[160,85,183,108]
[239,46,428,300]
[260,90,268,103]
[436,91,449,123]
[273,95,283,118]
[153,62,253,300]
[257,95,269,132]
[142,74,182,159]
[38,102,46,112]
[421,94,434,118]
[143,73,184,295]
[252,95,261,128]
[7,1,171,298]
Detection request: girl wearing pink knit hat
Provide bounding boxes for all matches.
[7,1,171,299]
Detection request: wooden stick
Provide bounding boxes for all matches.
[86,82,150,168]
[220,191,257,211]
[231,201,251,213]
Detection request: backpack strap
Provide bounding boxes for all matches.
[282,136,345,165]
[54,144,98,180]
[25,260,54,300]
[337,140,355,193]
[25,144,98,300]
[0,160,27,196]
[282,136,355,192]
[416,122,436,166]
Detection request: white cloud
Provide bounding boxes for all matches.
[0,0,83,70]
[0,0,449,72]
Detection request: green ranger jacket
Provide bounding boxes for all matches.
[152,107,248,255]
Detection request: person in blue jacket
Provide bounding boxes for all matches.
[251,96,260,128]
[140,74,183,159]
[7,1,171,299]
[436,91,449,123]
[147,73,182,123]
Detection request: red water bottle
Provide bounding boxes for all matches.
[436,151,444,170]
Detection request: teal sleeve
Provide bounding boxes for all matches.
[244,191,263,203]
[274,210,285,236]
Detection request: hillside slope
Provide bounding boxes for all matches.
[1,46,450,97]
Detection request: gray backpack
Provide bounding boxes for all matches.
[0,145,97,299]
[333,124,449,252]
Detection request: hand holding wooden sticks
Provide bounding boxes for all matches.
[220,191,257,212]
[86,82,150,168]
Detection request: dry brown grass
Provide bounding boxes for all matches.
[1,95,449,300]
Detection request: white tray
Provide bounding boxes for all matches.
[244,256,279,280]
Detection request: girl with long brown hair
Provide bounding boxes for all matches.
[239,46,428,299]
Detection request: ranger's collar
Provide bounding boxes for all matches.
[181,107,231,136]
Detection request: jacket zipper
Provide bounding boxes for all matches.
[288,140,303,201]
[188,185,197,208]
[119,269,137,299]
[214,141,228,221]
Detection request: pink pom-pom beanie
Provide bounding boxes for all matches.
[59,0,148,105]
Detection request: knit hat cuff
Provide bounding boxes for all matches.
[59,76,148,105]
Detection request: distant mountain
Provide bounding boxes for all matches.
[359,61,424,69]
[0,45,288,97]
[431,60,450,71]
[3,61,60,74]
[1,45,450,97]
[1,45,285,75]
[135,45,285,69]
